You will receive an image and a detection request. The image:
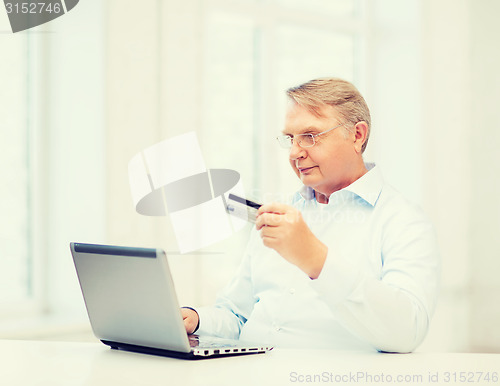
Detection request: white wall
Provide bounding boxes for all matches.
[467,0,500,352]
[419,0,500,352]
[418,0,472,352]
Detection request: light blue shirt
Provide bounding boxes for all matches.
[196,164,440,352]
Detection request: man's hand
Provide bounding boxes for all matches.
[181,307,199,334]
[256,203,327,279]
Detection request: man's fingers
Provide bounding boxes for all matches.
[257,202,290,216]
[259,224,280,238]
[255,212,284,230]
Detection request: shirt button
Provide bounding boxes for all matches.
[275,326,281,332]
[289,288,295,294]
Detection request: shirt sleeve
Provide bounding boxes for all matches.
[310,205,441,353]
[195,232,258,339]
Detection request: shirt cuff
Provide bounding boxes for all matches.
[310,248,362,305]
[192,306,215,336]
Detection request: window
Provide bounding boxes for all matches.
[0,17,33,308]
[0,3,106,323]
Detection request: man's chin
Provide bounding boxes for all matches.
[300,176,320,189]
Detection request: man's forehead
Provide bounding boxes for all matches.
[284,102,340,132]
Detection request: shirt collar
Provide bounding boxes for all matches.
[295,163,384,207]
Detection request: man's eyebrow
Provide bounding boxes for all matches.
[303,127,320,134]
[282,126,319,135]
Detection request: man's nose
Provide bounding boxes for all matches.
[289,140,306,160]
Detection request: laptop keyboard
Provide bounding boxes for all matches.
[188,336,237,348]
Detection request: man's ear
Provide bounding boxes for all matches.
[353,121,368,154]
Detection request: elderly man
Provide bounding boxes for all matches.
[181,78,440,353]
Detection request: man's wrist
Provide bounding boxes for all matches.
[304,239,328,279]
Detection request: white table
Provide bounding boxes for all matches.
[2,339,499,385]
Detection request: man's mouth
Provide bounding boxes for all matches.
[298,166,317,173]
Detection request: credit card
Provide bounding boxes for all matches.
[226,194,262,223]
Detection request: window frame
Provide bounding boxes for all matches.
[0,29,46,318]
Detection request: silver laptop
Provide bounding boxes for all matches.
[70,242,272,359]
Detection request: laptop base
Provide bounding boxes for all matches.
[101,340,267,360]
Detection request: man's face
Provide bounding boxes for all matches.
[283,102,362,198]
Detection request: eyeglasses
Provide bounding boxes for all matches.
[276,123,345,149]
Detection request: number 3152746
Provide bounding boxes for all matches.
[5,2,63,14]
